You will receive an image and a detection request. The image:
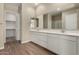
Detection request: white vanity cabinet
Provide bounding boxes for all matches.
[47,34,61,54]
[77,37,79,55]
[31,31,48,48]
[47,34,77,55]
[59,36,77,55]
[31,31,78,55]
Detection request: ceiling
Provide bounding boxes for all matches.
[4,3,79,8]
[5,3,21,7]
[4,3,79,16]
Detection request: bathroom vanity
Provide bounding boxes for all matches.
[30,29,79,55]
[30,7,79,55]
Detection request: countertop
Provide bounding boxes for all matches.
[30,29,79,37]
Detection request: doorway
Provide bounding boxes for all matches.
[5,11,20,43]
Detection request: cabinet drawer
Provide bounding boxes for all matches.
[47,33,77,41]
[60,35,77,41]
[47,33,60,38]
[38,35,47,42]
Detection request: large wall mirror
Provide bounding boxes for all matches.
[30,8,79,32]
[43,12,62,30]
[30,17,39,29]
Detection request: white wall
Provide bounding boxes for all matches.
[21,4,35,43]
[4,3,19,13]
[37,15,43,29]
[36,3,74,16]
[0,3,5,49]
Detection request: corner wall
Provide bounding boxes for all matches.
[0,3,5,49]
[21,4,35,43]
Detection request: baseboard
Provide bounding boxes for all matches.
[21,40,31,44]
[0,46,4,50]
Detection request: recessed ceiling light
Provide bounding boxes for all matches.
[35,3,39,6]
[57,8,61,11]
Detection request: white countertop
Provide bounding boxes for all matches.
[30,29,79,37]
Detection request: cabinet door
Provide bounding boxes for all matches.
[77,37,79,55]
[31,32,37,41]
[59,38,76,55]
[31,32,48,48]
[38,33,47,42]
[48,34,77,55]
[48,35,61,54]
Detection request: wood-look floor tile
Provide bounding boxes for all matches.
[0,38,55,55]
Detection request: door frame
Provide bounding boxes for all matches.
[4,10,21,43]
